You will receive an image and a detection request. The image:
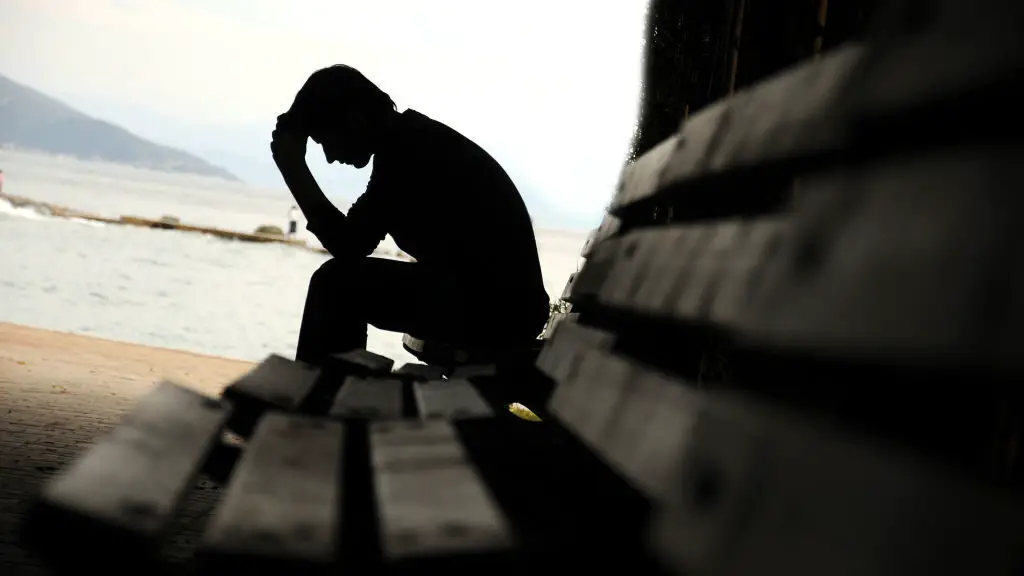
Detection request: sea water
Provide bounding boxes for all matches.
[0,149,589,365]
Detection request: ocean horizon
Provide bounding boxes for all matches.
[0,148,590,365]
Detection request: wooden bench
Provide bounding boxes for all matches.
[400,333,546,371]
[21,4,1024,574]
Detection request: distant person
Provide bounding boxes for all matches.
[287,205,299,239]
[271,65,550,366]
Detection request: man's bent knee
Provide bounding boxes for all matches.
[309,257,354,289]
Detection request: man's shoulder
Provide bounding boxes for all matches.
[395,109,518,190]
[400,109,495,161]
[401,109,456,138]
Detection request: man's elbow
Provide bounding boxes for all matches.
[320,233,378,260]
[348,227,385,258]
[308,227,346,258]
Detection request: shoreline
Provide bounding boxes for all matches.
[0,321,256,395]
[0,321,256,361]
[0,190,416,262]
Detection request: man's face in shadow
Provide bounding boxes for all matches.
[310,112,372,169]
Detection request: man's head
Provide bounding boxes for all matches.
[283,65,396,168]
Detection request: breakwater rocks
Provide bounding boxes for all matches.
[1,191,414,261]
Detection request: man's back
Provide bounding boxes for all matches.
[366,110,550,326]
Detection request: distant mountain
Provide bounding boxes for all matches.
[0,73,238,181]
[54,92,601,229]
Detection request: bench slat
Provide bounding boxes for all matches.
[580,214,622,259]
[611,134,681,214]
[329,348,396,376]
[447,364,498,380]
[35,382,229,559]
[199,413,344,571]
[535,321,616,383]
[330,377,405,420]
[564,237,624,306]
[662,45,862,187]
[541,311,578,340]
[545,348,1024,574]
[598,222,729,317]
[849,0,1024,131]
[610,45,863,216]
[584,217,786,328]
[738,149,1024,371]
[559,271,577,301]
[300,350,397,416]
[413,379,494,420]
[652,387,1024,576]
[222,354,322,434]
[394,362,448,381]
[370,420,514,567]
[709,217,789,326]
[548,349,701,500]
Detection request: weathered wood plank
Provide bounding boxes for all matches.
[560,272,578,301]
[413,379,494,420]
[447,364,499,380]
[594,224,714,320]
[709,217,789,326]
[31,382,229,563]
[542,311,578,340]
[652,387,1024,576]
[548,349,701,500]
[300,350,397,415]
[611,133,681,212]
[222,354,322,435]
[394,363,448,382]
[329,376,405,420]
[327,348,395,378]
[370,420,515,569]
[591,218,784,326]
[199,413,344,572]
[535,321,616,383]
[737,149,1024,371]
[849,0,1024,131]
[564,236,625,306]
[610,45,863,215]
[581,214,622,259]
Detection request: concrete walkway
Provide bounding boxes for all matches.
[0,323,255,574]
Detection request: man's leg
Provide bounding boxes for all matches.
[296,258,363,365]
[294,257,463,365]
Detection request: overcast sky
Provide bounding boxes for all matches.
[0,0,648,223]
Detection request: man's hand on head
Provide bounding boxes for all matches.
[271,113,308,170]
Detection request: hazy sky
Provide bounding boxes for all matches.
[0,0,649,224]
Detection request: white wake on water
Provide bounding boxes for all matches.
[0,197,48,220]
[0,198,105,227]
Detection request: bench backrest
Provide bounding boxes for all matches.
[530,3,1024,570]
[545,0,1024,492]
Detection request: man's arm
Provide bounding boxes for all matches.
[340,168,389,256]
[271,119,388,257]
[276,161,346,250]
[276,159,388,258]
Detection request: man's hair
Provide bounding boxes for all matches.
[286,65,396,132]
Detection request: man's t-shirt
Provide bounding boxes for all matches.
[312,109,551,336]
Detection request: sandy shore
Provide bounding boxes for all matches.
[0,322,256,574]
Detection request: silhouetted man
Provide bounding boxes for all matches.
[271,65,551,366]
